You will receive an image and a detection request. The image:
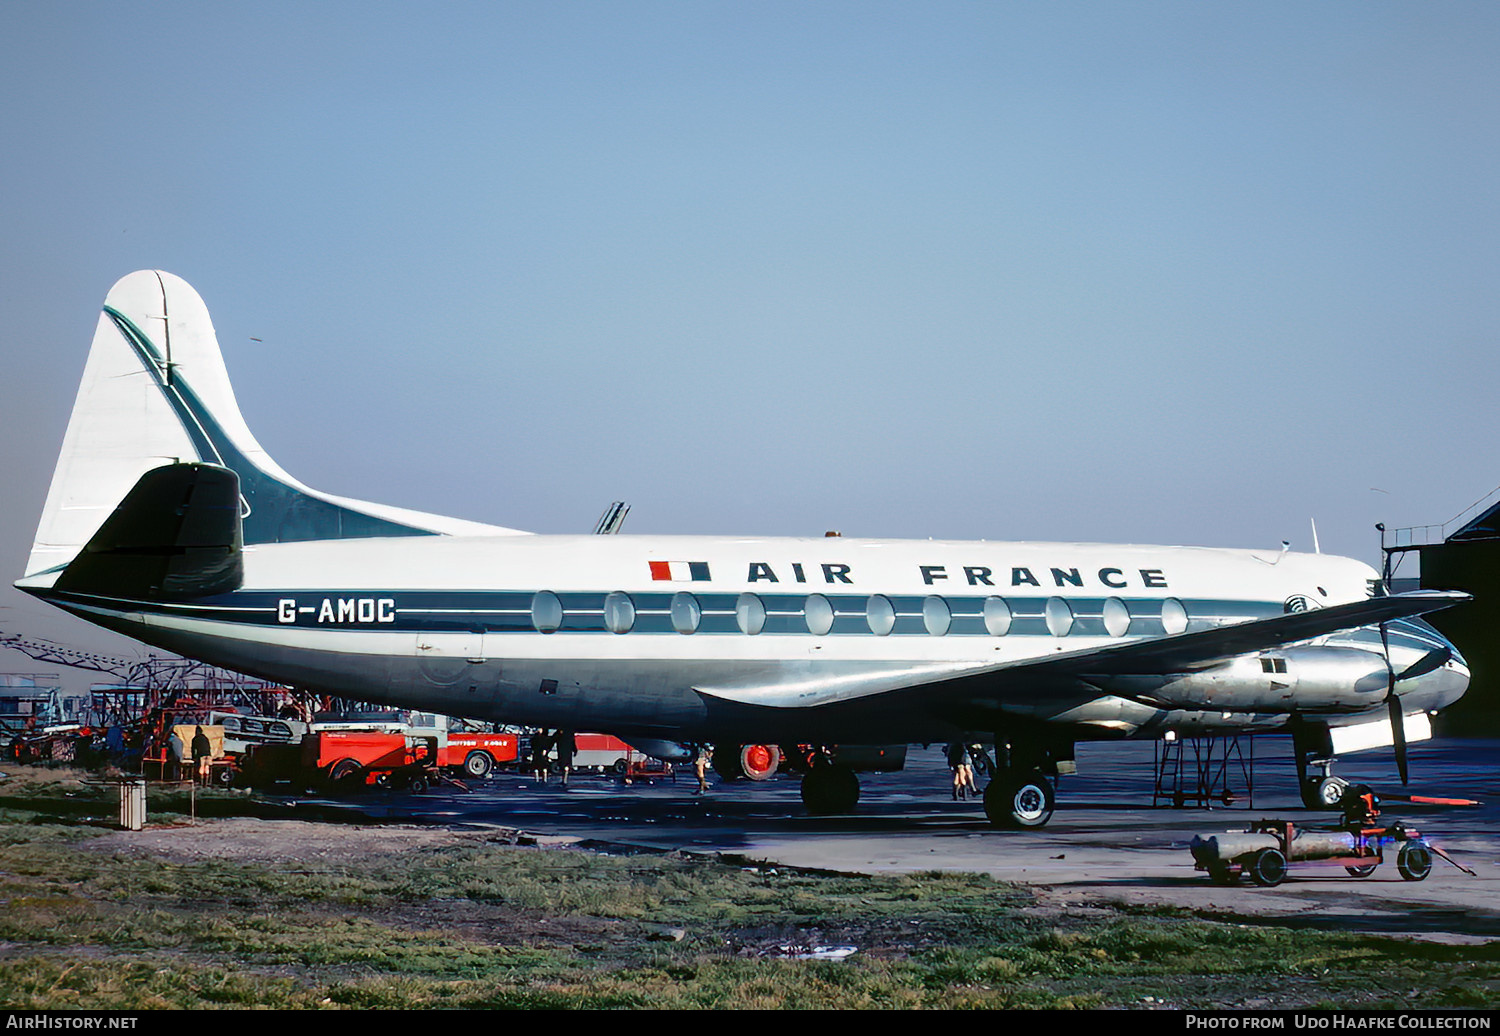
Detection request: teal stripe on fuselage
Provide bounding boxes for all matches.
[43,586,1290,639]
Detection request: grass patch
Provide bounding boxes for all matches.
[0,765,1494,1009]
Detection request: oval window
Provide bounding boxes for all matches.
[1045,596,1074,637]
[1103,597,1131,638]
[805,594,834,636]
[922,595,951,636]
[983,596,1012,636]
[531,591,563,634]
[736,593,766,636]
[866,594,896,636]
[670,592,702,634]
[1162,597,1189,635]
[603,591,635,634]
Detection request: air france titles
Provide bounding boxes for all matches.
[740,563,1169,589]
[916,565,1168,589]
[277,598,396,624]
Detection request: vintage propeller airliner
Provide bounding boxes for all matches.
[17,271,1471,826]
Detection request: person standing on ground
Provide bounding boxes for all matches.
[555,729,576,787]
[191,725,213,786]
[168,728,187,781]
[947,742,972,800]
[530,730,553,784]
[694,745,713,795]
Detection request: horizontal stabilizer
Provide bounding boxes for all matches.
[53,463,243,601]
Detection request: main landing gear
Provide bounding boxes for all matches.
[980,739,1070,829]
[790,740,1066,827]
[983,768,1056,828]
[798,749,861,815]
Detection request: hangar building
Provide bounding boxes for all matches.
[1386,490,1500,735]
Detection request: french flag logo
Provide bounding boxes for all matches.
[649,561,711,582]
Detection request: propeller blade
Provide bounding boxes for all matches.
[1388,693,1409,785]
[1397,645,1453,682]
[1380,622,1409,785]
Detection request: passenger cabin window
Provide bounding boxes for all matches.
[1103,597,1130,638]
[736,593,766,635]
[983,596,1012,636]
[1045,596,1074,637]
[923,595,951,636]
[1162,597,1189,635]
[531,591,563,634]
[805,594,834,636]
[866,594,896,636]
[671,592,702,634]
[603,592,634,634]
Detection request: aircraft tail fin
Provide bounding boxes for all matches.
[24,270,525,583]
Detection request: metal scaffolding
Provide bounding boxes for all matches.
[1153,734,1255,809]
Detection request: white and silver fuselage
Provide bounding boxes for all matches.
[29,533,1468,745]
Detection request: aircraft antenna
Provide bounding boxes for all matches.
[1310,519,1321,554]
[593,501,630,535]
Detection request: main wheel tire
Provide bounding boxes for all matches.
[463,751,493,779]
[1248,848,1288,887]
[326,758,363,788]
[984,770,1056,829]
[739,744,780,782]
[1397,843,1432,882]
[1345,862,1378,878]
[407,775,429,794]
[800,764,860,815]
[712,746,746,781]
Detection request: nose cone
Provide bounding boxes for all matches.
[1400,651,1470,713]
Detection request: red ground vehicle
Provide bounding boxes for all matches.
[302,730,440,792]
[438,731,517,778]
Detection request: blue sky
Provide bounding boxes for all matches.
[2,1,1498,666]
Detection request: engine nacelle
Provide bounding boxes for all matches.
[1101,646,1389,714]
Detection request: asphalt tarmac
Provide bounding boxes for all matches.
[303,736,1500,943]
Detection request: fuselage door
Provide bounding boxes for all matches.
[415,629,486,686]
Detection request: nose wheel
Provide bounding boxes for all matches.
[1301,775,1349,810]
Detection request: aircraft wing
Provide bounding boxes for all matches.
[693,590,1470,711]
[1019,589,1470,678]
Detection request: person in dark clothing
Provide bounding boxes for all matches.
[530,731,553,783]
[554,729,577,786]
[191,726,213,785]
